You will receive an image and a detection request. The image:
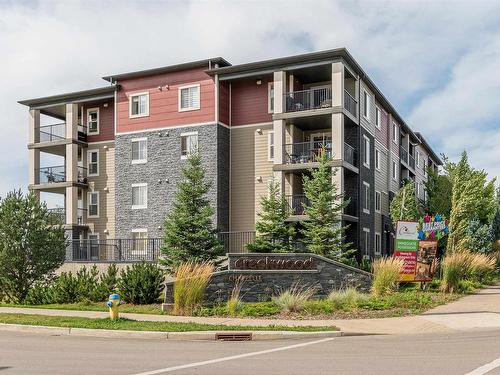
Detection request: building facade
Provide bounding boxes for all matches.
[19,48,441,262]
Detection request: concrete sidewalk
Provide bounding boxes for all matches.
[1,284,499,335]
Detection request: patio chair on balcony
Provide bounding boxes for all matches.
[46,172,56,183]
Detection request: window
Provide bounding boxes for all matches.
[131,229,148,254]
[268,131,274,161]
[375,107,381,129]
[375,191,381,213]
[416,182,420,197]
[416,151,421,168]
[87,108,99,134]
[363,136,370,168]
[375,149,381,171]
[179,84,200,111]
[392,122,398,144]
[180,132,198,158]
[131,138,147,164]
[375,233,381,255]
[363,90,370,120]
[268,82,274,113]
[132,183,147,209]
[392,160,398,181]
[363,228,371,257]
[87,150,99,177]
[363,182,370,214]
[129,92,149,118]
[88,191,99,218]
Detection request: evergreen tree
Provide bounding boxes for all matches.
[390,180,421,224]
[447,152,496,253]
[424,163,452,217]
[465,217,493,253]
[247,180,296,253]
[300,148,353,262]
[161,153,223,269]
[492,188,500,242]
[0,190,66,302]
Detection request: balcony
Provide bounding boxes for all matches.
[34,123,87,144]
[344,90,357,117]
[399,147,416,170]
[344,143,357,166]
[286,194,310,216]
[408,154,416,170]
[36,165,87,185]
[47,207,87,226]
[283,88,332,113]
[283,141,332,164]
[344,197,358,217]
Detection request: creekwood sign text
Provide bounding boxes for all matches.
[234,256,314,271]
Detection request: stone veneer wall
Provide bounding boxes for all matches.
[115,123,229,238]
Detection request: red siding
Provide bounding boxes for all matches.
[219,82,229,125]
[116,68,216,133]
[231,78,272,126]
[83,100,115,142]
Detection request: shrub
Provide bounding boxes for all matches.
[371,257,404,296]
[272,284,316,313]
[173,262,214,315]
[24,282,54,305]
[95,264,119,301]
[119,263,164,305]
[328,287,369,308]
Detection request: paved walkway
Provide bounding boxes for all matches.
[1,284,499,335]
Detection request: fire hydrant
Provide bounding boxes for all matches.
[106,294,121,320]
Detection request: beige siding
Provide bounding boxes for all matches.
[230,124,273,231]
[85,142,115,239]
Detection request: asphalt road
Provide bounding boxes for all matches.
[1,329,500,375]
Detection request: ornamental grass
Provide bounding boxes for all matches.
[328,287,369,308]
[371,257,404,296]
[272,284,317,313]
[173,261,214,315]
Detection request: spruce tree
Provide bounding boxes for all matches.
[390,180,421,224]
[161,153,223,269]
[300,148,353,261]
[247,180,295,253]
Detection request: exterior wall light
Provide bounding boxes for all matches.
[256,176,263,183]
[256,128,263,135]
[256,80,262,85]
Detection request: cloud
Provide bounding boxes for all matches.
[0,0,499,199]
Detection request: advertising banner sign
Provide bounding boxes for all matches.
[394,221,419,282]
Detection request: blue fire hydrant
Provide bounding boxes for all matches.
[106,294,122,320]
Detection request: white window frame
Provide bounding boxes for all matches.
[131,137,148,164]
[180,131,199,159]
[363,135,370,168]
[87,107,99,135]
[129,91,150,118]
[392,122,398,144]
[392,160,398,181]
[416,182,420,197]
[363,181,370,214]
[363,90,371,120]
[375,148,381,171]
[131,183,148,210]
[268,131,275,161]
[131,229,148,255]
[268,82,274,114]
[375,191,381,213]
[375,107,381,130]
[416,151,421,168]
[88,191,99,218]
[375,232,381,255]
[87,149,99,177]
[178,83,201,112]
[363,227,371,257]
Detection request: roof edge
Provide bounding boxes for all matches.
[18,85,118,108]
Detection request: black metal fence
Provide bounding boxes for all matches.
[69,239,163,262]
[283,88,332,112]
[344,90,357,117]
[217,231,255,254]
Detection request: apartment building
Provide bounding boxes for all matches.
[19,48,441,262]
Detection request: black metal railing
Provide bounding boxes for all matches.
[36,165,87,184]
[399,146,409,164]
[37,123,66,142]
[408,154,416,170]
[344,90,357,117]
[47,208,65,225]
[69,238,163,262]
[344,143,357,166]
[283,88,332,112]
[286,194,310,215]
[344,197,358,217]
[78,124,88,142]
[283,141,332,164]
[218,231,256,254]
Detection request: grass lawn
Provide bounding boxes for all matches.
[0,302,164,315]
[0,313,337,332]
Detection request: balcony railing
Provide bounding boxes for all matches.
[408,154,416,170]
[47,208,65,224]
[34,123,87,144]
[283,141,332,164]
[283,88,332,112]
[286,194,310,216]
[399,147,409,164]
[344,90,357,117]
[35,165,87,184]
[344,143,357,166]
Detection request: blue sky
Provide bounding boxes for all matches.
[1,0,499,199]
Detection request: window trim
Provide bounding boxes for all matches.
[268,82,274,114]
[392,122,398,144]
[268,131,275,161]
[375,232,382,255]
[375,148,381,171]
[129,91,150,118]
[363,227,371,257]
[131,183,148,210]
[87,149,99,177]
[87,191,99,218]
[131,137,148,165]
[363,135,370,168]
[178,83,201,112]
[363,90,371,121]
[416,151,421,168]
[375,191,381,213]
[180,131,199,159]
[363,181,370,214]
[392,160,398,181]
[86,107,100,135]
[375,107,381,130]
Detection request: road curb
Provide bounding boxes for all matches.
[0,323,342,341]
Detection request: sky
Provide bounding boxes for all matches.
[1,0,499,200]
